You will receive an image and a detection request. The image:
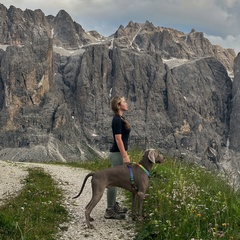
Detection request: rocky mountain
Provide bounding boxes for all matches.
[0,3,240,186]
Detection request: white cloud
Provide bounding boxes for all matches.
[0,0,239,53]
[205,34,240,54]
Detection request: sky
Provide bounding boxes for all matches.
[1,0,240,54]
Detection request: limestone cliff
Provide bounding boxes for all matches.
[0,3,238,184]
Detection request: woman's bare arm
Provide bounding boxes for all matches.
[115,134,130,163]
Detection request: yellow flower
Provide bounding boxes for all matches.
[222,223,227,227]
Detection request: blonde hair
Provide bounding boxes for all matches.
[111,96,122,114]
[111,96,130,129]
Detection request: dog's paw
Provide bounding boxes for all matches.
[86,223,95,229]
[130,213,137,221]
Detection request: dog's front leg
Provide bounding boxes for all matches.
[131,193,137,220]
[137,191,145,221]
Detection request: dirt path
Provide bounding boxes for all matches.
[0,160,136,240]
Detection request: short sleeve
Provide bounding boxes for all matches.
[112,116,122,135]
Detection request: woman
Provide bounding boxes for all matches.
[104,96,131,220]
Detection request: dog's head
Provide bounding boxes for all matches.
[145,149,164,164]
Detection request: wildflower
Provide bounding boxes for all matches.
[222,223,227,227]
[197,213,201,217]
[166,220,171,226]
[218,231,225,238]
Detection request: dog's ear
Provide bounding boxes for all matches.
[147,149,157,163]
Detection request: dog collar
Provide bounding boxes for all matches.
[137,164,151,178]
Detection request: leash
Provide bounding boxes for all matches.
[127,163,151,192]
[127,164,138,192]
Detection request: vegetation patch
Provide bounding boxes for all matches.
[63,147,143,172]
[134,158,240,240]
[0,167,68,240]
[64,158,111,172]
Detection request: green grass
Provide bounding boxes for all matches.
[61,147,143,171]
[63,158,111,172]
[134,158,240,240]
[0,167,68,240]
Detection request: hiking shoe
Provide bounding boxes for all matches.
[113,202,128,214]
[104,208,125,219]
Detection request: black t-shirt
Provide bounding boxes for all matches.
[110,115,131,152]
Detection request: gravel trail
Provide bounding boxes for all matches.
[0,160,136,240]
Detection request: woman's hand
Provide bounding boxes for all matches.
[123,155,130,164]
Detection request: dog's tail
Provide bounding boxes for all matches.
[72,173,94,199]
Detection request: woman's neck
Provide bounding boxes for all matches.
[117,110,123,117]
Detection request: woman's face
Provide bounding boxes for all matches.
[118,97,128,111]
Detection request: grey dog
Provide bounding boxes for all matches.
[73,149,164,228]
